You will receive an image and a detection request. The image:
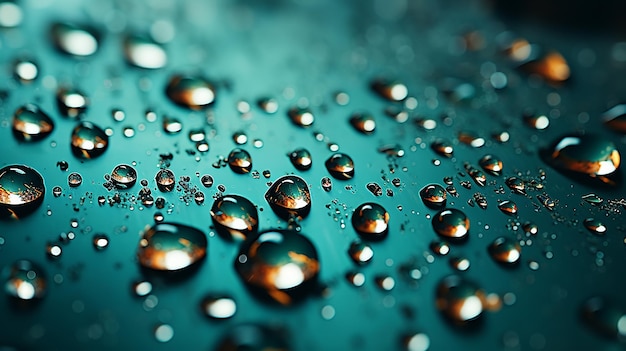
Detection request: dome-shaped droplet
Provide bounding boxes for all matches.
[111,164,138,189]
[264,175,311,220]
[0,165,45,218]
[431,139,454,158]
[544,134,621,184]
[124,34,167,69]
[257,97,279,114]
[351,203,389,240]
[57,87,88,119]
[162,116,182,134]
[419,184,447,209]
[348,241,374,265]
[505,177,526,195]
[479,155,503,176]
[430,240,451,256]
[12,104,54,142]
[165,74,216,110]
[67,172,82,187]
[200,174,214,188]
[487,237,521,265]
[524,113,550,130]
[497,200,518,215]
[200,295,237,319]
[13,58,38,83]
[215,324,290,351]
[603,104,626,133]
[350,112,376,134]
[51,22,99,56]
[288,148,312,171]
[325,153,354,180]
[3,260,46,301]
[449,256,471,271]
[71,121,108,159]
[210,194,258,240]
[235,229,320,305]
[155,169,175,192]
[436,275,485,325]
[580,297,626,339]
[93,233,109,250]
[227,148,252,174]
[583,218,607,235]
[432,209,470,239]
[371,78,408,101]
[287,107,314,127]
[137,222,207,271]
[458,131,485,148]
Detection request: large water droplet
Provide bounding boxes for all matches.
[288,148,312,171]
[235,229,319,305]
[227,148,252,174]
[137,222,207,271]
[419,184,447,209]
[215,324,290,350]
[543,134,621,185]
[287,107,314,127]
[111,164,138,189]
[0,165,45,218]
[51,22,99,56]
[155,169,175,192]
[71,121,109,159]
[57,87,88,119]
[165,75,216,110]
[325,153,354,180]
[371,78,408,101]
[12,104,54,142]
[3,260,46,301]
[350,112,376,134]
[487,237,521,265]
[351,202,389,240]
[603,104,626,133]
[436,275,485,325]
[580,296,626,339]
[124,34,167,69]
[210,194,258,240]
[432,209,470,239]
[264,175,311,220]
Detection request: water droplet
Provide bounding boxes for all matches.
[450,256,471,271]
[200,174,214,188]
[430,240,450,256]
[12,104,55,142]
[348,241,374,265]
[165,75,216,110]
[349,112,376,134]
[602,104,626,133]
[111,108,126,122]
[505,177,526,195]
[216,324,290,350]
[67,172,82,187]
[51,22,99,56]
[582,193,603,205]
[0,165,45,218]
[524,113,550,130]
[154,324,174,343]
[488,237,521,265]
[122,127,135,138]
[287,107,314,127]
[583,218,607,235]
[137,222,207,271]
[288,148,312,170]
[111,164,137,189]
[132,280,152,297]
[580,296,626,339]
[479,155,503,176]
[432,209,470,239]
[162,116,182,134]
[325,153,354,180]
[232,131,248,145]
[403,332,431,351]
[371,78,408,101]
[345,271,365,287]
[235,229,320,305]
[351,203,389,240]
[378,144,405,158]
[458,131,485,148]
[200,295,237,319]
[419,184,447,209]
[52,186,62,197]
[70,122,109,159]
[366,182,383,196]
[57,87,88,119]
[227,148,252,174]
[124,34,167,69]
[264,175,311,220]
[435,275,485,325]
[257,97,279,114]
[525,51,571,83]
[47,243,62,258]
[0,1,23,28]
[431,139,454,158]
[543,134,621,185]
[497,200,518,215]
[93,233,109,250]
[210,194,258,240]
[155,169,175,192]
[523,222,538,235]
[321,177,332,192]
[375,275,395,291]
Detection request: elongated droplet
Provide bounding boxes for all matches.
[235,229,320,305]
[71,122,109,159]
[111,164,138,189]
[419,184,447,209]
[325,153,354,180]
[257,97,279,114]
[287,107,314,127]
[137,222,207,271]
[436,275,485,325]
[210,194,258,240]
[12,104,54,142]
[264,175,311,219]
[479,155,503,176]
[350,112,376,134]
[0,165,45,218]
[57,87,88,119]
[497,200,518,215]
[165,74,216,110]
[431,139,454,158]
[163,116,182,134]
[200,295,237,319]
[583,218,607,235]
[3,260,46,300]
[155,169,175,192]
[487,237,521,265]
[216,324,290,350]
[505,177,526,195]
[124,34,167,69]
[603,104,626,133]
[288,148,312,170]
[51,22,99,56]
[371,78,408,101]
[432,209,470,239]
[351,203,389,240]
[227,148,252,174]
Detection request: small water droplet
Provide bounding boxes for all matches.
[200,174,214,188]
[431,139,454,158]
[162,116,182,134]
[371,78,408,101]
[232,131,248,145]
[200,295,237,319]
[432,209,470,239]
[479,155,503,176]
[375,275,396,291]
[602,104,626,133]
[4,260,46,301]
[351,203,389,240]
[227,148,252,174]
[350,112,376,134]
[46,243,62,258]
[57,87,89,119]
[321,177,332,192]
[124,34,167,69]
[52,186,62,197]
[264,175,311,219]
[325,153,354,180]
[582,193,603,205]
[524,113,550,130]
[210,194,258,240]
[257,97,279,114]
[155,169,175,192]
[71,122,109,159]
[288,148,312,170]
[235,229,320,305]
[345,271,365,287]
[378,144,405,158]
[366,182,383,196]
[287,107,314,127]
[93,233,109,250]
[165,74,216,110]
[435,275,485,325]
[348,241,374,265]
[154,324,174,343]
[137,222,207,271]
[111,164,137,189]
[505,177,526,195]
[419,184,447,209]
[458,131,485,148]
[583,218,607,235]
[51,22,99,56]
[0,1,23,28]
[67,172,82,187]
[522,222,538,235]
[497,200,518,215]
[0,165,45,218]
[450,256,471,271]
[488,237,521,264]
[403,332,431,351]
[132,280,152,297]
[12,104,54,142]
[430,240,450,256]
